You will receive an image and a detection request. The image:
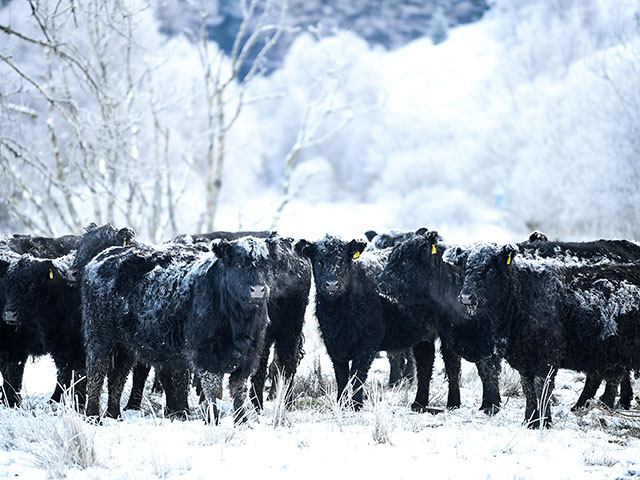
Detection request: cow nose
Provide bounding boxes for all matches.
[66,269,78,284]
[460,293,478,306]
[250,284,267,299]
[4,310,18,326]
[325,280,339,293]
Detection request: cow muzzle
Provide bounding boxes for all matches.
[66,268,79,285]
[4,310,19,326]
[460,292,478,307]
[249,284,268,300]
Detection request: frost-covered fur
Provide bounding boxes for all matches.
[451,242,640,427]
[0,234,79,407]
[3,254,86,408]
[298,235,460,412]
[68,223,136,281]
[516,235,640,409]
[364,228,430,386]
[378,231,502,414]
[81,237,271,424]
[249,234,311,411]
[168,230,310,413]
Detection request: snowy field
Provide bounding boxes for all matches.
[2,313,640,480]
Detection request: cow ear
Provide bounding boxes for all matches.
[415,227,428,236]
[0,258,10,277]
[364,230,378,242]
[84,222,98,233]
[501,244,518,267]
[294,239,314,259]
[210,239,232,259]
[425,231,440,257]
[443,246,467,266]
[117,227,135,247]
[347,239,367,260]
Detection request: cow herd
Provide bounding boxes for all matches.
[0,223,639,429]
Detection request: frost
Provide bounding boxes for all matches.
[571,279,640,339]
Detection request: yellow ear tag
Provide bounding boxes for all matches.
[353,251,360,259]
[431,245,437,255]
[123,240,127,247]
[48,269,54,280]
[507,254,511,266]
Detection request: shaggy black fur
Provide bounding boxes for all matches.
[249,234,311,412]
[517,233,640,410]
[364,228,430,387]
[81,237,271,424]
[3,255,86,408]
[298,235,461,412]
[0,234,80,407]
[378,231,502,414]
[449,242,640,427]
[67,223,136,283]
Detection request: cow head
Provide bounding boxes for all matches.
[3,256,68,327]
[68,223,136,283]
[210,236,270,307]
[446,242,518,316]
[378,230,444,304]
[296,235,367,298]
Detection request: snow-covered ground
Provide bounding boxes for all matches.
[2,314,640,480]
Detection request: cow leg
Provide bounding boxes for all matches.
[0,360,26,408]
[619,370,633,410]
[124,362,151,411]
[229,370,251,425]
[198,370,223,425]
[476,354,502,415]
[105,348,134,419]
[520,373,539,428]
[404,350,416,383]
[249,341,272,413]
[85,357,109,420]
[332,360,350,408]
[350,351,376,411]
[151,371,163,394]
[272,327,304,409]
[158,367,190,420]
[573,373,602,411]
[387,351,406,387]
[533,370,556,428]
[72,368,87,413]
[440,341,461,409]
[600,376,619,409]
[50,363,72,404]
[411,340,435,412]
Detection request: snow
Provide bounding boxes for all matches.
[4,348,640,479]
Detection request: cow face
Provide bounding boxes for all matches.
[297,235,367,298]
[378,231,442,304]
[3,256,66,327]
[68,223,136,283]
[210,237,271,308]
[448,243,518,316]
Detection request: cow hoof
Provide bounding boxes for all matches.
[480,405,500,416]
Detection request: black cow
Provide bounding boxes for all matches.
[297,235,461,412]
[0,252,46,407]
[364,228,431,386]
[448,242,640,427]
[81,236,271,424]
[0,233,80,407]
[248,235,311,412]
[517,233,640,410]
[3,254,86,409]
[132,230,310,415]
[378,231,502,414]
